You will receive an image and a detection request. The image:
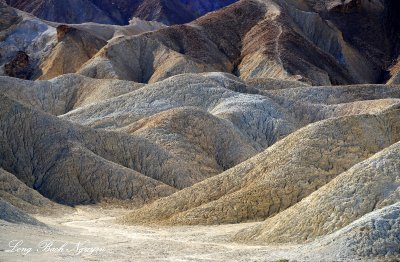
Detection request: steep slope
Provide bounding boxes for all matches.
[131,0,237,25]
[8,73,399,210]
[60,74,400,190]
[297,0,393,82]
[235,141,400,243]
[0,1,56,79]
[0,93,262,205]
[123,106,400,225]
[37,20,166,80]
[0,2,166,80]
[118,107,258,173]
[38,25,107,80]
[6,0,238,25]
[79,0,392,85]
[0,95,182,205]
[5,0,398,84]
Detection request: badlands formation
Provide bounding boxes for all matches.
[0,0,399,261]
[5,0,237,25]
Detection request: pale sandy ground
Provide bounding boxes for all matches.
[0,206,362,262]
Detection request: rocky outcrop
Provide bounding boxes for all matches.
[0,3,166,80]
[38,20,166,80]
[56,24,75,41]
[0,3,56,79]
[4,51,33,79]
[38,25,107,80]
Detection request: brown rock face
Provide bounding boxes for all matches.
[39,26,107,80]
[56,25,76,42]
[4,51,33,79]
